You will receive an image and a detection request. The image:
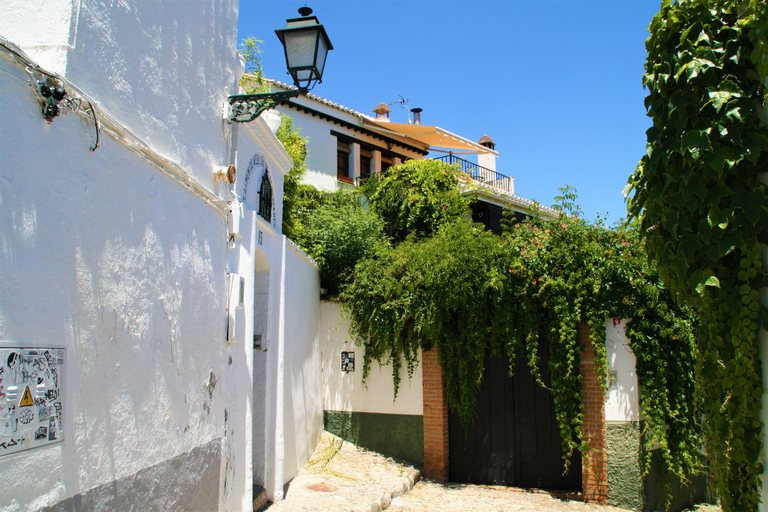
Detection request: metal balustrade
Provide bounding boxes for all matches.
[434,154,513,193]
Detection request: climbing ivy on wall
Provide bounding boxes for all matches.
[341,173,702,489]
[625,1,768,509]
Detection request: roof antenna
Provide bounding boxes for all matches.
[387,94,410,123]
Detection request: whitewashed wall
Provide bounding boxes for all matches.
[281,241,322,486]
[1,0,239,196]
[0,0,258,510]
[234,122,322,502]
[319,302,423,416]
[605,319,640,422]
[0,53,229,510]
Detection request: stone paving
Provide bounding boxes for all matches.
[262,432,420,512]
[261,432,721,512]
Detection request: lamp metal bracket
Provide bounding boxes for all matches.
[228,89,302,123]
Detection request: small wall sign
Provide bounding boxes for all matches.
[0,347,64,456]
[341,351,355,373]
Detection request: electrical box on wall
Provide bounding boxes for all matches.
[226,273,245,343]
[0,347,64,456]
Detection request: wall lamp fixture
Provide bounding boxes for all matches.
[228,6,333,123]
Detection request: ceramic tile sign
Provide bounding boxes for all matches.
[341,351,354,373]
[0,348,64,456]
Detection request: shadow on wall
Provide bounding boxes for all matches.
[323,410,424,468]
[643,450,714,512]
[252,249,269,488]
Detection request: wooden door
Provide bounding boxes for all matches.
[449,339,582,490]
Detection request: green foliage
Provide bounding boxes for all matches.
[625,1,768,509]
[239,37,267,93]
[551,184,583,219]
[292,191,388,296]
[361,159,474,243]
[341,220,507,401]
[342,186,700,487]
[276,115,309,238]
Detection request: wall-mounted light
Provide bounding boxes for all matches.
[228,6,333,123]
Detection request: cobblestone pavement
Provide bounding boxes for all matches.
[262,432,721,512]
[388,481,721,512]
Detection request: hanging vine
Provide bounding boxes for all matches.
[625,1,768,510]
[340,170,701,492]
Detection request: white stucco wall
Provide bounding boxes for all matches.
[605,319,640,423]
[281,241,322,486]
[234,127,288,503]
[0,53,229,509]
[0,0,78,73]
[0,0,240,197]
[319,302,423,416]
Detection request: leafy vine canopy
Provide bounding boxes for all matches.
[341,168,701,490]
[625,1,768,510]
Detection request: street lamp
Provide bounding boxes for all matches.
[229,7,333,123]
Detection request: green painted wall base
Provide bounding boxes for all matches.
[607,421,714,512]
[324,410,424,467]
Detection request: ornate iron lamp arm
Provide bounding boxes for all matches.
[228,89,302,123]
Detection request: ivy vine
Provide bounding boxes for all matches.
[625,1,768,510]
[340,165,702,492]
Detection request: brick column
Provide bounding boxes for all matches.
[422,345,449,481]
[578,323,608,503]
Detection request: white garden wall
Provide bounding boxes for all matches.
[320,302,423,416]
[281,241,323,485]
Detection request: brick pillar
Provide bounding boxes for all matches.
[422,345,449,481]
[578,323,608,503]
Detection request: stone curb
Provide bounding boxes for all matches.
[369,467,421,512]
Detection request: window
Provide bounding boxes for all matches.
[337,142,352,183]
[360,150,371,179]
[381,156,393,175]
[258,172,273,223]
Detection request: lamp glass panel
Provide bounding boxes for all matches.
[283,30,318,70]
[315,36,328,77]
[296,69,312,81]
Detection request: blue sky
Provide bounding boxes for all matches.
[238,0,662,225]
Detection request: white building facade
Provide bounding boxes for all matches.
[0,1,321,510]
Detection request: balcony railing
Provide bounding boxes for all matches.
[434,154,513,194]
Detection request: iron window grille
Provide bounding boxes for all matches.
[258,172,273,223]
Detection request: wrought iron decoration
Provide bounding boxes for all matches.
[228,89,301,123]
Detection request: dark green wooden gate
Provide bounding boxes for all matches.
[448,340,582,490]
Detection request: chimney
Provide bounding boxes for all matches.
[373,102,391,122]
[477,135,497,173]
[410,108,422,125]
